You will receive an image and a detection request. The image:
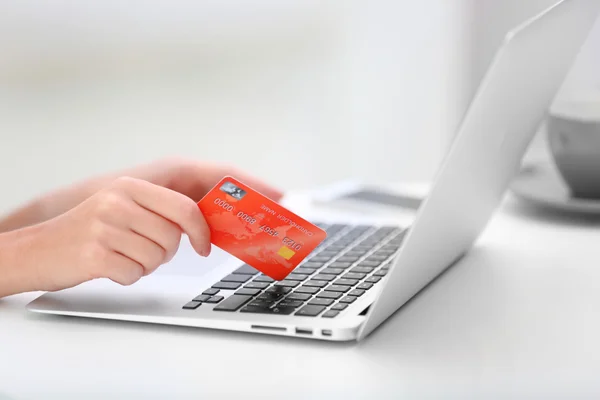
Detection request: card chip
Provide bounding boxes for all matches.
[277,246,296,260]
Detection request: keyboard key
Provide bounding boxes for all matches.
[361,260,383,267]
[350,266,374,274]
[248,300,270,307]
[278,300,304,308]
[327,223,349,232]
[312,274,336,282]
[331,303,348,311]
[266,286,292,295]
[213,295,253,311]
[318,251,339,258]
[254,275,275,283]
[296,305,327,317]
[304,280,329,288]
[345,249,367,256]
[244,281,270,290]
[285,274,309,282]
[349,289,366,297]
[389,235,405,243]
[316,291,342,300]
[235,288,261,296]
[367,255,388,262]
[374,270,388,277]
[322,310,340,318]
[357,238,375,244]
[295,286,321,294]
[302,262,325,269]
[241,305,295,315]
[349,225,371,234]
[340,295,358,304]
[272,280,297,288]
[202,288,220,296]
[193,294,212,302]
[311,256,332,263]
[286,293,312,301]
[257,292,284,301]
[333,278,359,287]
[212,281,242,290]
[294,267,318,275]
[349,252,368,259]
[329,262,352,269]
[221,274,252,283]
[232,264,259,275]
[365,276,382,283]
[357,282,373,290]
[182,301,201,310]
[325,285,350,293]
[337,255,360,263]
[205,296,224,303]
[343,272,367,280]
[308,298,334,307]
[320,268,344,276]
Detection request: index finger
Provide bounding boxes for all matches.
[115,177,211,256]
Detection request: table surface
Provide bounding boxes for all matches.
[2,189,600,399]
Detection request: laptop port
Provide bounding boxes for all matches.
[295,328,313,336]
[321,329,332,337]
[251,325,286,333]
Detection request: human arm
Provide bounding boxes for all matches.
[0,158,282,298]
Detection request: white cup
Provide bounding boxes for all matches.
[548,90,600,199]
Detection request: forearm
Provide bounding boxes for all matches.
[0,159,190,233]
[0,227,41,298]
[0,198,46,233]
[0,175,111,233]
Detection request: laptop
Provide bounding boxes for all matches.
[27,0,599,341]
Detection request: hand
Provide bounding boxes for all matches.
[40,157,284,223]
[0,157,283,296]
[18,177,212,293]
[0,157,283,232]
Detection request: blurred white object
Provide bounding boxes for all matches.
[0,0,471,213]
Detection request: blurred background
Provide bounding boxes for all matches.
[1,0,599,213]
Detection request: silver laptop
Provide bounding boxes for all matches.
[27,0,599,341]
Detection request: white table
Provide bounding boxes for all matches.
[2,191,600,399]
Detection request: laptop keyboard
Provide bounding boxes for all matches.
[182,223,406,317]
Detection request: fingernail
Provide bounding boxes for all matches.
[203,245,212,257]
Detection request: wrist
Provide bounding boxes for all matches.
[0,225,44,297]
[0,197,46,233]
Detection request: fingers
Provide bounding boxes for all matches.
[100,248,145,286]
[106,227,167,276]
[113,177,211,257]
[127,205,182,263]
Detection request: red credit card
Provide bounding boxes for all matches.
[197,176,327,280]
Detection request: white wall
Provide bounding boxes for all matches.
[0,0,473,214]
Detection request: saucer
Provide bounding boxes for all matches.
[509,162,600,215]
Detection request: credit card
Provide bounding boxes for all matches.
[197,176,327,280]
